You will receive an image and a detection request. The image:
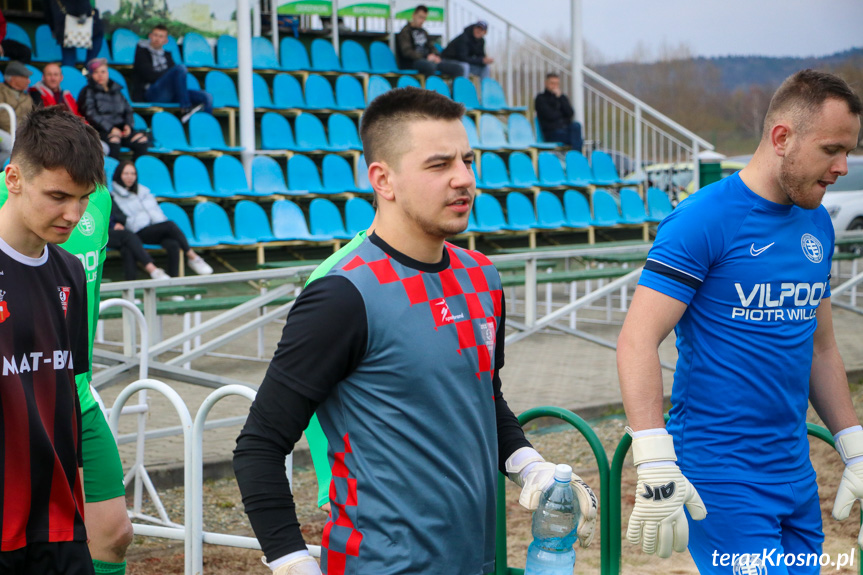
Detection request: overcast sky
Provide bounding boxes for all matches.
[492,0,863,63]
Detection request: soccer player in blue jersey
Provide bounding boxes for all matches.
[618,69,863,574]
[233,88,598,575]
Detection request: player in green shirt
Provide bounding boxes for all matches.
[0,172,133,575]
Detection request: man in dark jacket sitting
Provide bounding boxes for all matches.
[396,5,464,77]
[132,24,213,122]
[441,21,493,79]
[535,72,583,151]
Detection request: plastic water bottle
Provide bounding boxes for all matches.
[524,463,579,575]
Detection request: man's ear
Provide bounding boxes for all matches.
[770,123,791,157]
[5,164,23,195]
[368,161,395,203]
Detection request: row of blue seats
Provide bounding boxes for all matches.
[105,153,371,199]
[470,189,671,234]
[477,150,638,190]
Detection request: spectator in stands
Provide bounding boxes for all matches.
[441,20,493,79]
[45,0,104,68]
[111,161,213,277]
[535,72,583,151]
[0,61,34,166]
[396,5,464,77]
[78,58,149,160]
[30,63,81,114]
[133,24,213,123]
[0,10,32,62]
[108,200,170,281]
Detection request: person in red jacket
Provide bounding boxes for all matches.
[30,63,81,115]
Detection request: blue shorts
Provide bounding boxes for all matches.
[687,477,823,575]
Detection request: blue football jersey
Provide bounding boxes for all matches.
[640,173,834,482]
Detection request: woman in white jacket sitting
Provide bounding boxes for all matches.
[111,161,213,276]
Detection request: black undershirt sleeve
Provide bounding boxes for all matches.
[233,275,367,561]
[493,295,533,473]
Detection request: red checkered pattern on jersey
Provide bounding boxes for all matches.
[321,433,362,575]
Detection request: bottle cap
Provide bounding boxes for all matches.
[554,463,572,482]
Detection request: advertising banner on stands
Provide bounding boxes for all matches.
[394,0,444,21]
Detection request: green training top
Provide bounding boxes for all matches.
[0,173,111,412]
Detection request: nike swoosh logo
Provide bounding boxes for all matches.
[750,242,775,256]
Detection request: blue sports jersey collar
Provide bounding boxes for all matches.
[729,172,795,215]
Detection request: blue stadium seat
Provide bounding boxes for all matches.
[562,190,592,228]
[24,64,42,85]
[310,38,342,72]
[564,151,595,187]
[273,73,307,109]
[508,152,540,188]
[287,154,325,195]
[345,197,374,236]
[104,156,119,183]
[205,71,239,108]
[5,23,31,49]
[356,155,372,193]
[453,77,489,111]
[213,155,252,196]
[461,116,494,151]
[252,156,290,196]
[194,202,253,246]
[340,40,372,73]
[216,35,238,68]
[174,155,223,198]
[478,152,511,190]
[151,112,208,153]
[182,32,216,68]
[591,150,625,186]
[165,36,182,65]
[535,191,566,229]
[327,113,362,151]
[309,198,352,239]
[370,41,417,74]
[425,76,451,98]
[106,67,132,102]
[334,75,365,110]
[272,199,326,241]
[111,29,139,65]
[252,36,280,69]
[189,113,242,152]
[34,25,61,62]
[396,76,421,89]
[304,74,337,110]
[187,73,201,91]
[619,188,647,224]
[136,156,192,199]
[591,189,621,226]
[322,154,362,194]
[508,113,557,150]
[294,113,333,152]
[481,78,526,112]
[479,114,519,150]
[537,152,568,187]
[96,40,112,62]
[160,203,204,247]
[367,75,391,102]
[506,192,538,230]
[60,66,86,99]
[474,194,514,232]
[646,187,673,222]
[260,112,298,151]
[133,113,148,131]
[279,37,311,72]
[252,72,278,109]
[234,200,277,243]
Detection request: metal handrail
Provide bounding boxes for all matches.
[0,103,16,147]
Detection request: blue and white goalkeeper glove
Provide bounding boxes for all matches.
[832,427,863,549]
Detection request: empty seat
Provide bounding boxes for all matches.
[294,113,333,152]
[252,156,290,196]
[165,36,182,65]
[461,116,494,151]
[479,114,519,150]
[287,154,325,195]
[345,197,374,236]
[535,191,566,229]
[261,112,298,151]
[151,112,208,153]
[473,194,513,232]
[367,75,391,102]
[309,198,351,239]
[425,76,451,98]
[133,112,148,132]
[205,71,239,108]
[279,37,311,72]
[60,65,86,98]
[107,68,133,104]
[104,156,119,183]
[213,155,252,196]
[135,156,191,199]
[234,200,277,243]
[273,73,307,109]
[216,35,238,68]
[25,64,42,85]
[590,151,624,186]
[396,76,421,89]
[327,113,362,151]
[310,38,342,72]
[322,154,362,194]
[189,113,241,152]
[591,189,621,226]
[34,25,61,62]
[182,32,216,68]
[564,151,595,187]
[334,75,365,110]
[194,202,253,246]
[187,73,201,91]
[478,152,511,190]
[252,36,280,69]
[537,152,568,187]
[369,41,418,74]
[304,74,337,110]
[252,72,278,109]
[272,199,325,241]
[508,152,540,188]
[340,40,372,73]
[508,113,557,149]
[646,187,673,222]
[481,78,526,112]
[563,190,592,228]
[505,192,537,230]
[619,188,647,224]
[453,77,485,111]
[160,203,203,247]
[111,28,139,65]
[356,155,372,193]
[173,155,222,198]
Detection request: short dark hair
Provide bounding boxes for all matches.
[546,73,560,80]
[360,87,465,166]
[151,24,168,34]
[763,69,863,137]
[11,106,105,187]
[414,4,428,14]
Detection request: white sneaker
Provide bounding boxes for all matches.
[180,103,205,124]
[150,268,170,280]
[188,256,213,275]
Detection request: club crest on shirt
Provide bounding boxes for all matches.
[479,318,495,354]
[0,289,8,323]
[58,286,70,317]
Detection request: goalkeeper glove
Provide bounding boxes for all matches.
[505,446,598,548]
[265,552,322,575]
[626,428,706,558]
[832,426,863,549]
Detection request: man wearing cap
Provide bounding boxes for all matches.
[441,20,494,79]
[0,61,34,166]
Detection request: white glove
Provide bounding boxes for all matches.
[831,428,863,549]
[626,429,707,558]
[505,447,598,548]
[267,553,322,575]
